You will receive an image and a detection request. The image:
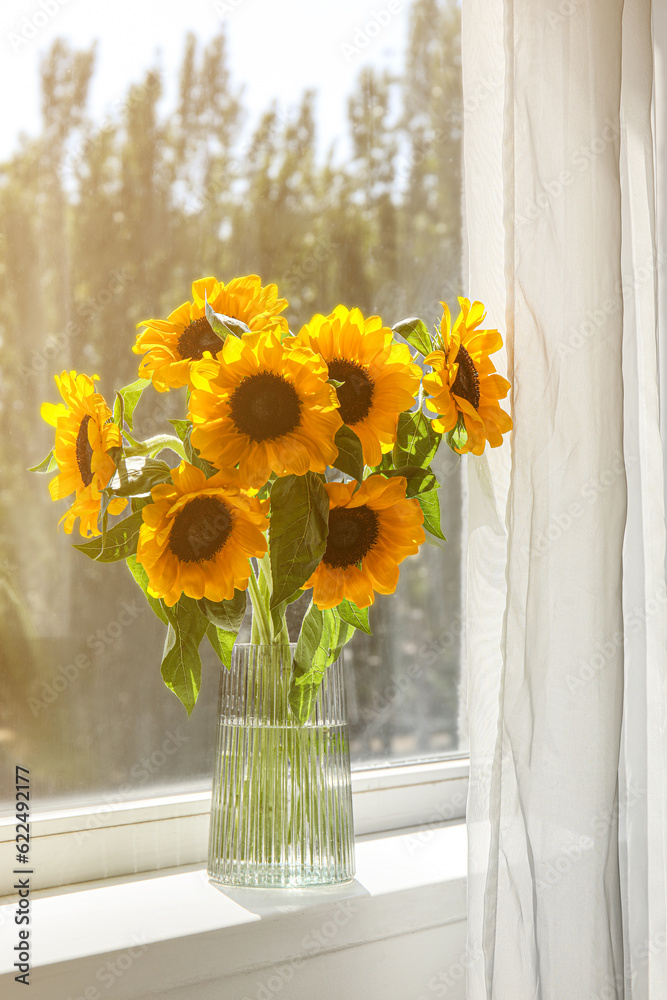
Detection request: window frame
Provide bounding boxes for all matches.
[0,757,468,894]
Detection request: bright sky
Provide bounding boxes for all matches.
[0,0,410,161]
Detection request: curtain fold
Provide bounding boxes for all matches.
[462,0,667,996]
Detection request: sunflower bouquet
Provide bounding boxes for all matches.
[34,275,512,723]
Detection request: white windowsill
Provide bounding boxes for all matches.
[0,822,467,1000]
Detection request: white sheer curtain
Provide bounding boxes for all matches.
[462,1,667,997]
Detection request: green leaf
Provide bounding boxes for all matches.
[289,602,328,723]
[184,424,218,478]
[326,607,355,664]
[125,553,168,624]
[393,410,442,470]
[369,451,393,474]
[382,465,439,497]
[327,378,344,388]
[107,457,171,497]
[418,490,446,541]
[198,590,247,633]
[270,589,303,638]
[113,391,124,431]
[114,378,150,431]
[337,598,372,635]
[131,496,152,513]
[257,473,277,501]
[205,623,237,670]
[29,449,58,474]
[198,591,246,668]
[446,416,468,452]
[169,419,191,443]
[269,472,329,608]
[160,596,209,716]
[392,317,433,357]
[332,425,364,482]
[289,605,356,723]
[205,296,250,341]
[73,510,144,563]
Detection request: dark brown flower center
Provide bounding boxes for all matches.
[76,414,94,487]
[451,345,480,410]
[177,317,224,361]
[168,496,233,563]
[229,370,302,442]
[322,504,379,570]
[327,358,375,425]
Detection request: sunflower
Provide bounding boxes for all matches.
[133,275,289,392]
[292,305,421,467]
[188,330,342,489]
[135,461,269,607]
[302,475,425,610]
[40,371,127,537]
[422,298,512,456]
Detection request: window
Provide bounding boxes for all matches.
[0,0,467,865]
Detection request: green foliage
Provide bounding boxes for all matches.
[393,410,442,469]
[198,590,247,632]
[446,416,468,452]
[337,598,372,635]
[382,465,439,497]
[183,424,217,477]
[332,425,364,482]
[205,623,237,670]
[392,318,433,357]
[125,553,169,624]
[113,378,150,431]
[204,296,249,341]
[289,604,357,723]
[107,457,172,497]
[269,472,329,608]
[197,591,247,668]
[73,510,144,562]
[159,596,209,716]
[28,449,58,474]
[418,490,446,541]
[288,602,327,723]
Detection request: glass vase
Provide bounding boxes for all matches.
[207,643,355,888]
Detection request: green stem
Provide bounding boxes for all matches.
[247,564,271,645]
[125,434,187,461]
[259,552,290,645]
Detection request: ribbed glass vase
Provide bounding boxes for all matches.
[207,643,355,888]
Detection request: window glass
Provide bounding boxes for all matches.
[0,0,465,814]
